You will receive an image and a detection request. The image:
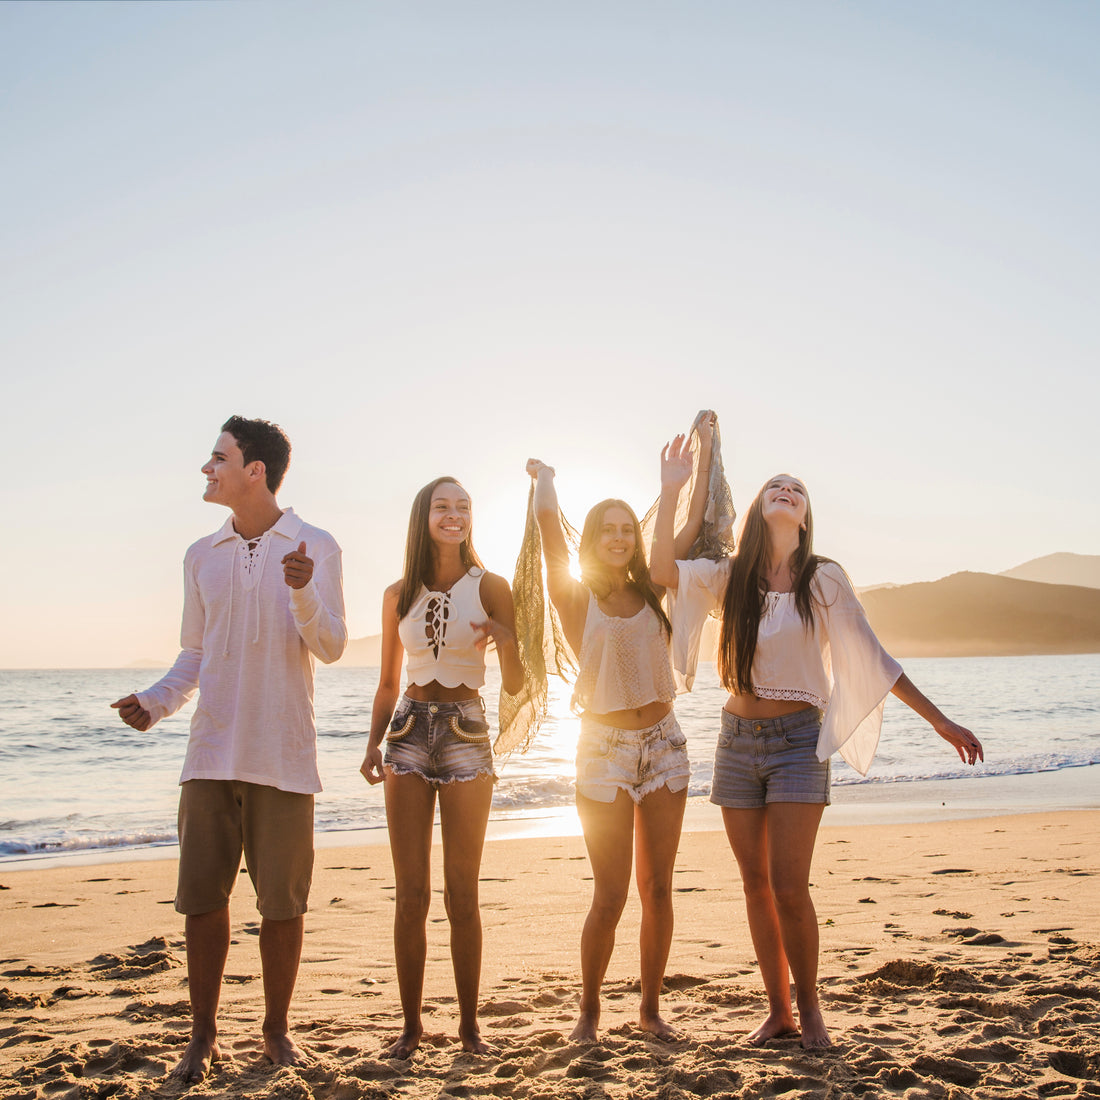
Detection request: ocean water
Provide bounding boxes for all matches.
[1,655,1097,865]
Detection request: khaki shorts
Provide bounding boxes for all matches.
[176,779,314,920]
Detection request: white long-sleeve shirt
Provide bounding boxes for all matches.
[669,558,901,776]
[135,508,347,794]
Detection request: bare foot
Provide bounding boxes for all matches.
[746,1010,799,1046]
[385,1026,423,1060]
[169,1036,220,1083]
[798,1002,832,1049]
[459,1027,496,1055]
[569,1009,599,1042]
[639,1012,678,1041]
[264,1031,309,1067]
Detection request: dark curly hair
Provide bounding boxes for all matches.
[221,415,291,493]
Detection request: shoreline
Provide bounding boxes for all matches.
[3,763,1096,873]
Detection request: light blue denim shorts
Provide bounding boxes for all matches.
[383,696,496,788]
[576,710,691,804]
[710,707,830,808]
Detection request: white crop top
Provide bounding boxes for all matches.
[669,558,901,776]
[571,594,677,715]
[399,568,488,690]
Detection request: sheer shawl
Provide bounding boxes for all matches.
[494,410,735,756]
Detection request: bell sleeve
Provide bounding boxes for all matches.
[667,556,729,693]
[815,562,902,776]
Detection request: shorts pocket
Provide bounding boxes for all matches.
[387,709,416,742]
[782,722,820,748]
[663,725,688,749]
[448,715,491,744]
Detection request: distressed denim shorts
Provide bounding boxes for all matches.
[575,710,691,804]
[383,695,496,787]
[710,706,831,808]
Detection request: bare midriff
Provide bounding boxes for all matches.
[404,681,481,703]
[585,699,672,731]
[723,694,816,721]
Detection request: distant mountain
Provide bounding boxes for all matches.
[861,572,1100,657]
[342,634,383,666]
[999,552,1100,590]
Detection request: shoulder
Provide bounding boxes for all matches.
[383,580,403,603]
[679,554,731,586]
[478,570,514,611]
[295,521,341,555]
[811,559,856,603]
[184,530,224,564]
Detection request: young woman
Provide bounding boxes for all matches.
[650,445,984,1050]
[360,477,524,1059]
[524,429,712,1042]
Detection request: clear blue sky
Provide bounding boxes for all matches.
[2,1,1097,667]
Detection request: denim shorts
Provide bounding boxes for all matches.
[383,695,496,787]
[576,711,691,804]
[709,707,830,808]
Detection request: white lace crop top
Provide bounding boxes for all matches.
[571,594,678,715]
[399,568,488,690]
[669,558,902,776]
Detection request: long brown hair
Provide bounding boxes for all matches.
[397,476,485,619]
[578,499,672,638]
[717,475,827,694]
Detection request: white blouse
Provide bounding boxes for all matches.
[399,568,488,690]
[571,595,677,716]
[669,558,901,776]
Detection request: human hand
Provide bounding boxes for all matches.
[360,745,386,785]
[471,618,515,653]
[526,458,554,480]
[111,694,152,732]
[661,434,694,492]
[692,410,716,456]
[936,719,984,766]
[282,542,313,589]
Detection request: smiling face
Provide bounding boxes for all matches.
[594,504,638,571]
[760,473,809,531]
[427,481,472,547]
[200,431,257,508]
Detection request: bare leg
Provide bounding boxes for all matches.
[383,771,437,1058]
[438,775,495,1053]
[634,783,687,1039]
[571,789,635,1041]
[260,915,307,1065]
[764,802,829,1048]
[170,906,229,1082]
[721,808,799,1045]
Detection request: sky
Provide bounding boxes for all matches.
[2,1,1097,669]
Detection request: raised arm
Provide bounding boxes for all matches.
[284,539,348,664]
[526,459,588,640]
[890,673,984,765]
[670,410,716,559]
[649,436,693,590]
[360,584,404,785]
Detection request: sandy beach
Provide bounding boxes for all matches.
[2,810,1098,1099]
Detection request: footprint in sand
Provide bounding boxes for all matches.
[910,1053,982,1087]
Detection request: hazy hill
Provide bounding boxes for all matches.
[999,552,1100,590]
[860,572,1100,657]
[338,569,1100,665]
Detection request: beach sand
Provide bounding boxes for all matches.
[1,811,1098,1099]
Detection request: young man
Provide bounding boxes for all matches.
[112,415,347,1083]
